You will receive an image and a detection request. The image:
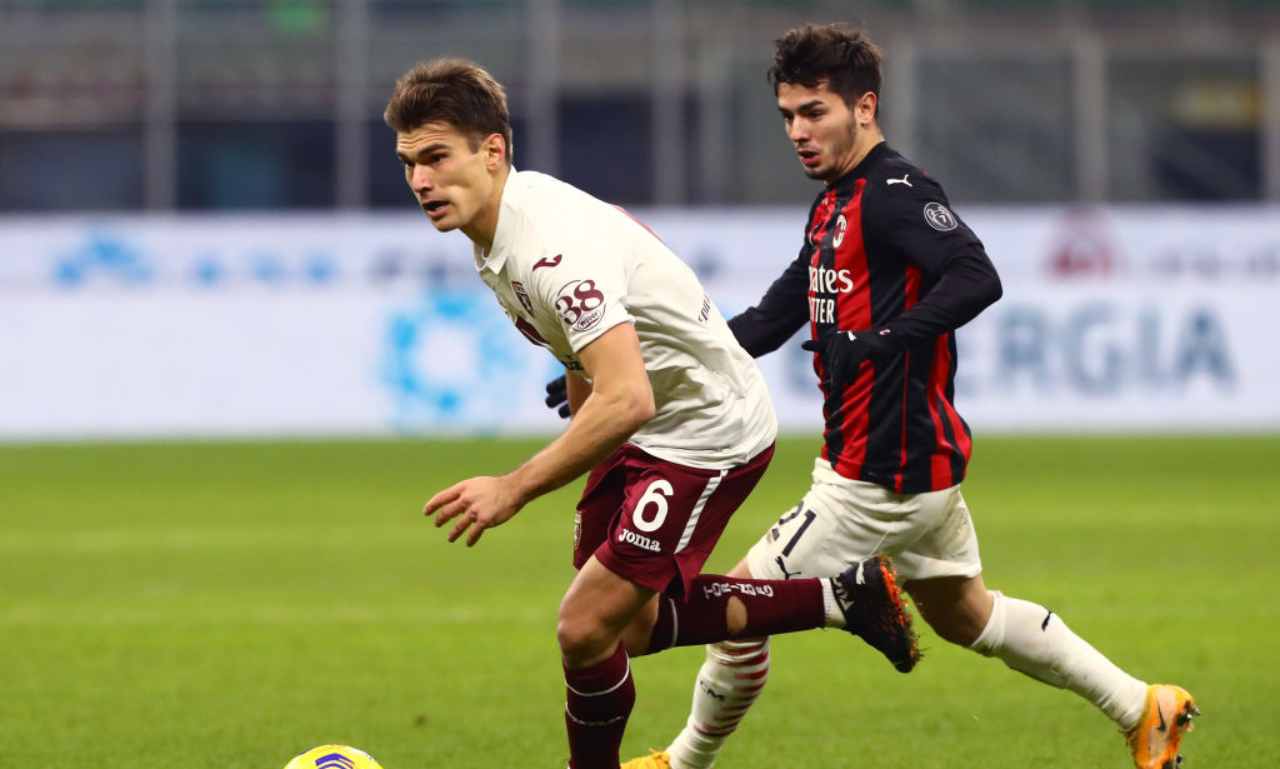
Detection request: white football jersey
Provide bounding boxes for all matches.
[474,170,777,469]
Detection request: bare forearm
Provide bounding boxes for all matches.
[505,388,650,505]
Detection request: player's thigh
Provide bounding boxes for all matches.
[596,444,773,599]
[890,488,983,583]
[744,492,849,581]
[573,446,630,570]
[746,465,941,581]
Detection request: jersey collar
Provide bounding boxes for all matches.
[829,140,891,190]
[474,168,523,274]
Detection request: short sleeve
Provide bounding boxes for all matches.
[525,247,635,353]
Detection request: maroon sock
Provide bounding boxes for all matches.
[563,643,635,769]
[645,575,825,653]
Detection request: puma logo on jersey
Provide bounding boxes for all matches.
[887,174,912,187]
[533,254,563,271]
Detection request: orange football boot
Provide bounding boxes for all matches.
[1126,684,1200,769]
[620,750,672,769]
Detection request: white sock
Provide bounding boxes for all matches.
[667,639,771,769]
[821,579,843,627]
[970,591,1149,730]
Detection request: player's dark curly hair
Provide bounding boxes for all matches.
[384,57,514,165]
[767,23,882,115]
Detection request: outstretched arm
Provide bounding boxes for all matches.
[511,325,650,500]
[426,322,653,545]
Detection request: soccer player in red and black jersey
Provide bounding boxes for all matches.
[547,23,1198,769]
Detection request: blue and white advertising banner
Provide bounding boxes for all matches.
[1,206,1277,440]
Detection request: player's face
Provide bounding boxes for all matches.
[396,122,504,234]
[777,81,860,182]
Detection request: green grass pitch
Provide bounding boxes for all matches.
[2,436,1278,768]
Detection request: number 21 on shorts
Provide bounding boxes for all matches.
[771,505,817,556]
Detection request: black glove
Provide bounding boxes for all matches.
[801,328,900,386]
[544,375,571,419]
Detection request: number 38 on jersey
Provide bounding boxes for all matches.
[555,279,607,333]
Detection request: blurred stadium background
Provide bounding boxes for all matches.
[4,0,1280,209]
[2,1,1279,768]
[3,0,1280,438]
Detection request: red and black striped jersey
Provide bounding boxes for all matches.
[728,142,1002,493]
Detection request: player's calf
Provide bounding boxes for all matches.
[638,561,919,673]
[661,639,771,769]
[641,575,825,653]
[969,591,1152,730]
[563,643,636,769]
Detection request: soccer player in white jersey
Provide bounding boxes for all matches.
[386,59,920,769]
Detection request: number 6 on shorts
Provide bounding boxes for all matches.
[633,479,674,532]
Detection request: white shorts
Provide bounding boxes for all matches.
[746,458,982,583]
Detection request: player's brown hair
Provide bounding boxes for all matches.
[767,23,882,115]
[384,57,514,165]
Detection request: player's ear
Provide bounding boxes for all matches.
[484,133,506,171]
[855,91,878,126]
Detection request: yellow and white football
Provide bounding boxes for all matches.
[283,744,385,769]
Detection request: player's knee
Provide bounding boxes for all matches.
[556,613,614,665]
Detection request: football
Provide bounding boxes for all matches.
[283,745,385,769]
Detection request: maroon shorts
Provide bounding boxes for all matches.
[573,442,775,598]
